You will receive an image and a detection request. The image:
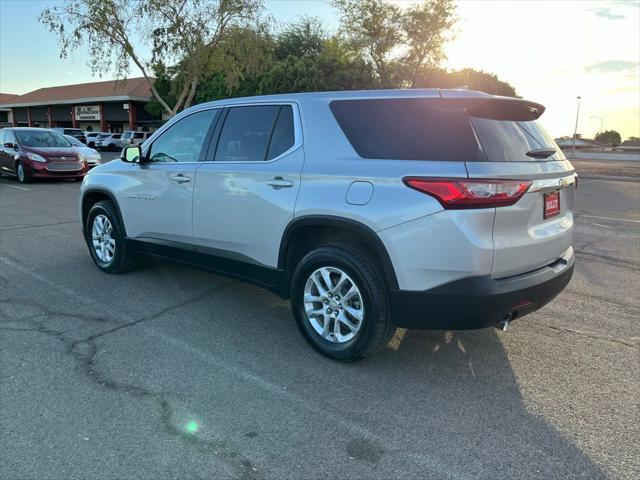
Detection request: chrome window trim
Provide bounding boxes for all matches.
[528,174,577,192]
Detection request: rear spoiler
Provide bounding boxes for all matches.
[438,91,545,121]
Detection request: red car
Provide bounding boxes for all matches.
[0,128,88,183]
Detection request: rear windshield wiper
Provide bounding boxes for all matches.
[526,147,556,159]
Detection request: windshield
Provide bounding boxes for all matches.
[16,131,72,148]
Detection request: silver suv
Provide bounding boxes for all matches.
[80,89,576,361]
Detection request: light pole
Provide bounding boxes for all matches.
[590,116,604,136]
[572,96,581,153]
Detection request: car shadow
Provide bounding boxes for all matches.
[135,260,609,479]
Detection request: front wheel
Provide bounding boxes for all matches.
[16,162,29,183]
[290,244,396,361]
[85,200,139,273]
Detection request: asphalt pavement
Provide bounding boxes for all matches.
[0,165,638,479]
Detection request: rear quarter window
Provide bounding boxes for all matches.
[329,98,482,161]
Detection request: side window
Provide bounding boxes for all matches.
[149,109,218,163]
[214,106,280,161]
[267,106,295,160]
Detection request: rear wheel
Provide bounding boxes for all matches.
[290,244,396,361]
[85,200,138,273]
[16,162,29,183]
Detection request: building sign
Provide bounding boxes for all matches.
[75,105,101,121]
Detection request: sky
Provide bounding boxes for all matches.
[0,0,638,139]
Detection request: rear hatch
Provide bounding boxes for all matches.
[441,92,575,278]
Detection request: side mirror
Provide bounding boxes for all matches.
[121,146,142,163]
[3,142,16,149]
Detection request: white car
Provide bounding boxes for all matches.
[95,133,123,151]
[84,131,107,148]
[121,131,152,146]
[80,89,576,361]
[65,135,101,168]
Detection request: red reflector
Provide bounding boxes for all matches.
[403,178,532,209]
[511,300,533,309]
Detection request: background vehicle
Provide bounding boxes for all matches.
[80,89,576,361]
[95,133,123,151]
[121,130,152,146]
[84,131,106,148]
[51,127,86,144]
[65,134,102,168]
[0,127,87,183]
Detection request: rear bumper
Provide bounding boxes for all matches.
[389,254,574,330]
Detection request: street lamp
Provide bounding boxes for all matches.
[572,96,581,153]
[590,116,604,135]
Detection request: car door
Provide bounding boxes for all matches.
[0,130,17,174]
[117,108,219,245]
[0,130,9,173]
[193,103,303,268]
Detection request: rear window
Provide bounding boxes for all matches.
[471,118,565,162]
[330,98,481,161]
[330,98,561,162]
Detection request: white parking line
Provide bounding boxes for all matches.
[579,214,640,224]
[1,184,29,191]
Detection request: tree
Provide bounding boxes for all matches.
[40,0,262,117]
[595,130,622,146]
[258,19,375,94]
[332,0,403,87]
[415,68,517,97]
[400,0,457,87]
[332,0,456,88]
[627,136,639,141]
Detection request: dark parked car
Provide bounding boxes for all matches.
[52,127,86,145]
[0,128,88,183]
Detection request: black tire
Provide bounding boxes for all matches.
[16,161,29,183]
[85,200,139,273]
[290,244,396,362]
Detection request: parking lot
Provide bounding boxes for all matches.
[1,161,638,479]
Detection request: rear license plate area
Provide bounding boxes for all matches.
[543,190,561,219]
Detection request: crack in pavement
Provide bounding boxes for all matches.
[1,282,264,480]
[0,219,80,232]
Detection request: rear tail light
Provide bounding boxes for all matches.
[403,177,532,209]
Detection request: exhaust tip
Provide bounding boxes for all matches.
[497,319,510,331]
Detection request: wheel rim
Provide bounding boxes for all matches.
[91,214,115,263]
[17,164,24,182]
[303,266,364,343]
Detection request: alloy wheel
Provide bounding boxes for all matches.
[91,214,115,263]
[303,266,364,343]
[16,163,25,182]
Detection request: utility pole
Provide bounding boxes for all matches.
[572,96,581,153]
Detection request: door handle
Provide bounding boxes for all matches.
[171,174,191,184]
[267,176,294,189]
